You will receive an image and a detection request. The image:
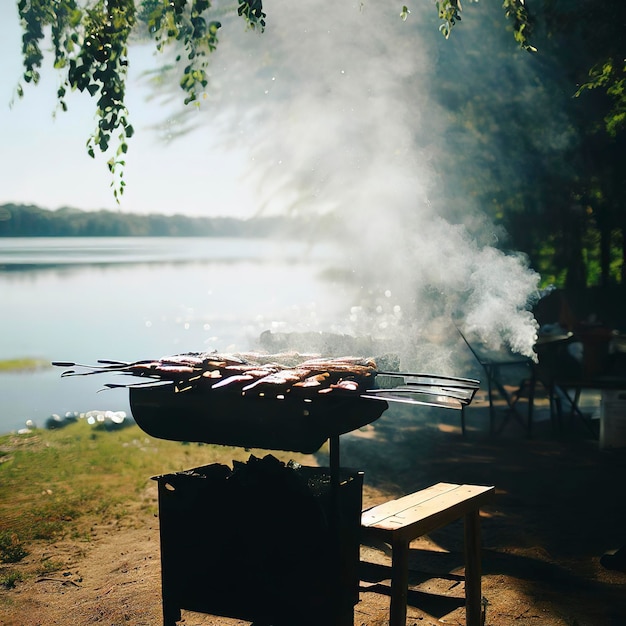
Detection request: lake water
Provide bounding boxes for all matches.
[0,237,350,434]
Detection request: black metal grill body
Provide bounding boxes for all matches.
[130,384,388,453]
[153,461,363,626]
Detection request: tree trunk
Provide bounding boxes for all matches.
[622,224,626,285]
[599,222,612,286]
[564,207,587,291]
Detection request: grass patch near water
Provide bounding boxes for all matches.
[0,420,317,559]
[0,358,49,373]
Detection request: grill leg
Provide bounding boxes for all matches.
[163,602,181,626]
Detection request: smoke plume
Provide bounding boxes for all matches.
[148,0,542,370]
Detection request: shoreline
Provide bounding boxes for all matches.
[1,409,133,437]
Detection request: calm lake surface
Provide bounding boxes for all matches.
[0,237,348,433]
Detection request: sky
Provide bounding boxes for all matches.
[0,3,259,217]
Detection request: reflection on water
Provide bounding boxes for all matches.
[0,236,335,270]
[0,237,344,433]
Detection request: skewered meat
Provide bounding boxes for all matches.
[241,368,312,392]
[211,375,255,389]
[53,350,479,409]
[293,373,330,388]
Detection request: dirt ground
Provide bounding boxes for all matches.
[2,391,626,626]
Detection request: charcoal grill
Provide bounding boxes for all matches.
[153,458,363,626]
[132,381,382,626]
[54,351,479,626]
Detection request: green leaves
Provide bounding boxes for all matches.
[502,0,536,52]
[432,0,535,52]
[145,1,222,106]
[576,59,626,136]
[436,0,463,40]
[15,0,238,202]
[237,0,266,31]
[17,0,137,202]
[14,0,245,202]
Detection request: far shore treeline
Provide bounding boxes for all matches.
[0,203,339,239]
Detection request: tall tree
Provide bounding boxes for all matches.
[432,0,626,288]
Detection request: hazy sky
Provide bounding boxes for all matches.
[0,3,258,217]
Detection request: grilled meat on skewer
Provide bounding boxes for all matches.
[54,351,479,408]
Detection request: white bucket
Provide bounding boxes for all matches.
[600,390,626,449]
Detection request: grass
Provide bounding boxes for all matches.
[0,532,28,564]
[0,420,318,560]
[0,358,50,373]
[36,558,67,576]
[0,570,23,589]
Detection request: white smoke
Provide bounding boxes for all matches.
[147,0,541,369]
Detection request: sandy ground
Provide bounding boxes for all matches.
[2,390,626,626]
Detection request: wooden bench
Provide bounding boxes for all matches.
[360,482,495,626]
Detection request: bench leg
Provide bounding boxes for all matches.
[389,535,409,626]
[464,510,483,626]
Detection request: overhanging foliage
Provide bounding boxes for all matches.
[16,0,535,200]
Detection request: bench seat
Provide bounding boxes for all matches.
[361,482,495,626]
